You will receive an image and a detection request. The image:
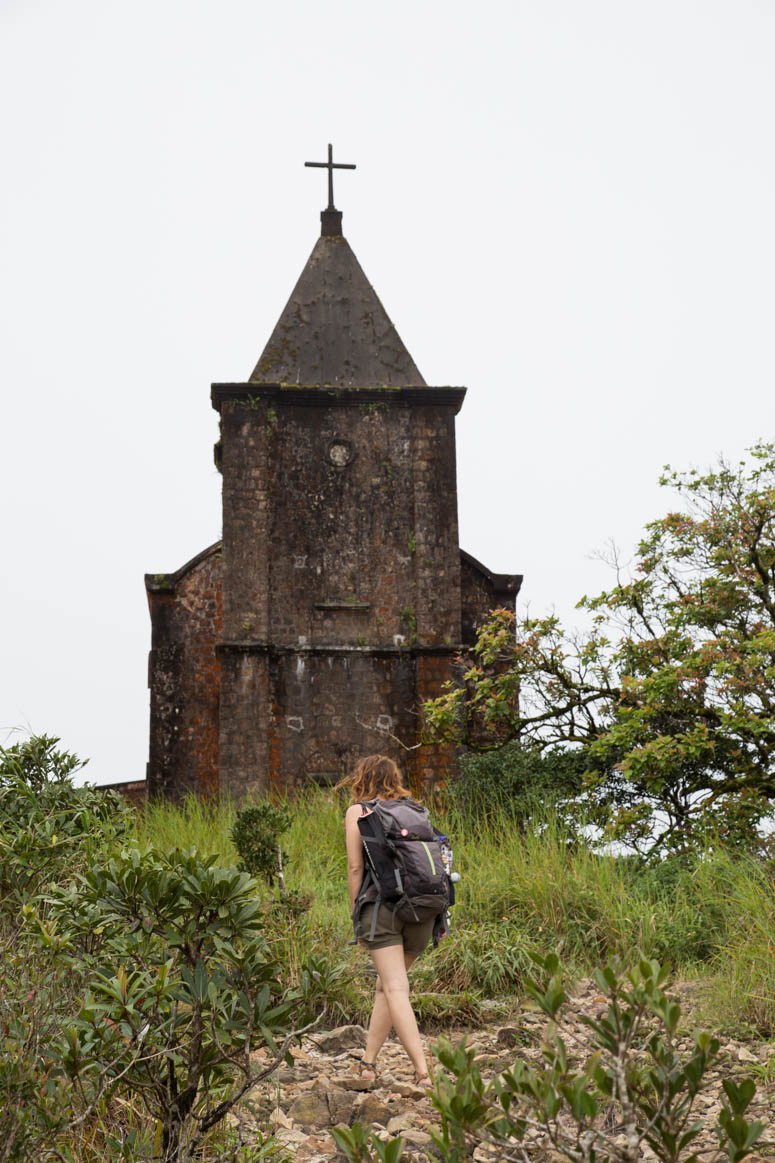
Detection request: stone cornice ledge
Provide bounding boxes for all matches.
[211,384,467,413]
[216,642,461,658]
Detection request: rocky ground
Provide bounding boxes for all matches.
[235,981,775,1161]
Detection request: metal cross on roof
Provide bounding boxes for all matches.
[305,143,356,211]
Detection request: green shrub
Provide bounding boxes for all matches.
[0,925,84,1161]
[0,735,135,1160]
[231,803,292,889]
[428,953,764,1163]
[331,956,765,1163]
[0,735,131,911]
[330,1124,402,1163]
[48,846,328,1162]
[448,742,586,824]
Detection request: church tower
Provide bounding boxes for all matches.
[145,149,521,800]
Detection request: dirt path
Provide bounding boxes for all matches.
[235,981,775,1161]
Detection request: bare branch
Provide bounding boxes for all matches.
[353,713,423,751]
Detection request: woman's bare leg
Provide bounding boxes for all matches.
[364,951,417,1066]
[366,946,427,1079]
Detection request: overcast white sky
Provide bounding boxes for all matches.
[1,1,773,786]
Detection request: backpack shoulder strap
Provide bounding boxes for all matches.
[360,801,396,854]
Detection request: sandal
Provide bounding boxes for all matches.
[359,1058,378,1081]
[413,1069,432,1089]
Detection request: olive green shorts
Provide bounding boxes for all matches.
[357,903,435,956]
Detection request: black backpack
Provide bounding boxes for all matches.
[352,797,454,946]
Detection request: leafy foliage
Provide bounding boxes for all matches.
[0,738,337,1161]
[0,736,134,1160]
[426,443,775,856]
[427,953,764,1163]
[231,803,292,889]
[448,741,585,825]
[329,1124,403,1163]
[330,957,765,1163]
[0,928,84,1162]
[46,846,327,1162]
[0,735,132,908]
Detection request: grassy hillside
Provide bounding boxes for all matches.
[3,737,772,1163]
[135,790,775,1037]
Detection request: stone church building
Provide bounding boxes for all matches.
[145,166,521,800]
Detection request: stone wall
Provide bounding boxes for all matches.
[214,387,467,798]
[411,407,461,646]
[460,550,522,645]
[101,779,148,808]
[145,390,520,800]
[266,648,417,791]
[146,545,222,799]
[145,540,520,799]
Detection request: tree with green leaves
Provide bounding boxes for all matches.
[425,442,775,857]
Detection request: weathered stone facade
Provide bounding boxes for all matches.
[146,545,222,799]
[145,204,521,799]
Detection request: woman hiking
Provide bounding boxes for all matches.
[340,754,435,1088]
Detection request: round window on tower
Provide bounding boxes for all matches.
[328,439,354,468]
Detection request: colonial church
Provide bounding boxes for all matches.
[145,149,521,801]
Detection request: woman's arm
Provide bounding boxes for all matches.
[345,803,365,910]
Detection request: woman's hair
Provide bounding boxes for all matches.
[337,754,413,804]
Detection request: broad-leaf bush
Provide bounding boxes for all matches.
[330,958,765,1163]
[427,954,764,1163]
[49,847,328,1162]
[0,738,338,1161]
[0,737,135,1161]
[0,930,83,1162]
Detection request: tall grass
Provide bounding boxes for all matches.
[436,806,734,968]
[134,794,239,860]
[701,848,775,1036]
[135,790,775,1036]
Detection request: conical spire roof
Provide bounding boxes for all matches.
[250,218,425,387]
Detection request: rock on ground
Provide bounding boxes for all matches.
[231,983,774,1161]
